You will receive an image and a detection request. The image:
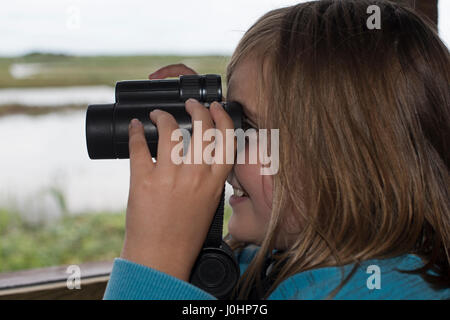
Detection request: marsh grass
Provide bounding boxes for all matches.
[0,53,230,88]
[0,187,233,273]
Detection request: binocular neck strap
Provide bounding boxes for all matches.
[203,186,225,248]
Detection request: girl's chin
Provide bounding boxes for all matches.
[227,210,259,244]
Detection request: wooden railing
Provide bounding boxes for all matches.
[0,261,112,300]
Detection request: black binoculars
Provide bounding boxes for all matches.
[85,74,242,299]
[86,74,243,160]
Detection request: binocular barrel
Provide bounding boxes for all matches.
[115,74,222,103]
[86,74,243,159]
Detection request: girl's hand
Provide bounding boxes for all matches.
[149,63,197,79]
[120,99,235,282]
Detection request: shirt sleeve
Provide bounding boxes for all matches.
[103,258,216,300]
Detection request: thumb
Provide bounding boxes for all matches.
[149,63,197,79]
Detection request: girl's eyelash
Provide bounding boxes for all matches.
[242,116,257,130]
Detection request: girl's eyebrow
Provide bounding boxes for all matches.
[243,113,258,129]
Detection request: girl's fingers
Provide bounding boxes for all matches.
[184,99,215,166]
[128,118,154,180]
[149,64,197,79]
[209,102,236,179]
[149,110,182,167]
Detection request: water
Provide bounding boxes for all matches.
[0,111,129,220]
[0,85,114,107]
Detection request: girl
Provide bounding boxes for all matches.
[104,0,449,299]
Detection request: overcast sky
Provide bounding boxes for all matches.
[0,0,448,56]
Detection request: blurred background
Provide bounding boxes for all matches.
[0,0,448,273]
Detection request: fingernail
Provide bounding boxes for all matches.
[149,109,160,121]
[130,118,141,128]
[186,98,199,104]
[212,101,223,109]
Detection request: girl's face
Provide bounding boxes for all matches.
[226,58,273,245]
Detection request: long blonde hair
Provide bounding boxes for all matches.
[225,0,450,299]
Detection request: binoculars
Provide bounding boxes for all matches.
[85,74,242,299]
[86,74,243,160]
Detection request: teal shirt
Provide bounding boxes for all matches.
[103,246,449,300]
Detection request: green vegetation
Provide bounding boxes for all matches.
[0,53,230,88]
[0,202,232,273]
[0,208,125,272]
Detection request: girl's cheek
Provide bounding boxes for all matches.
[236,134,272,205]
[261,175,273,208]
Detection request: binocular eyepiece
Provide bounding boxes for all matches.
[86,74,243,159]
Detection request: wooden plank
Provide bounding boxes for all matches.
[0,260,113,300]
[0,276,110,300]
